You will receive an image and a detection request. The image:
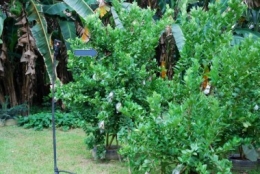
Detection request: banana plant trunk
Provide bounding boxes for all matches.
[0,61,18,107]
[20,64,34,107]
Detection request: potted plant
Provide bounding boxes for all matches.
[208,36,260,172]
[177,0,260,171]
[119,0,260,173]
[119,60,240,173]
[57,0,173,160]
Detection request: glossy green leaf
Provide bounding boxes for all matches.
[63,0,94,19]
[234,28,260,39]
[42,2,70,17]
[231,35,244,46]
[111,3,131,29]
[158,0,166,14]
[27,0,55,81]
[111,7,124,29]
[171,24,185,51]
[121,2,132,11]
[58,19,76,50]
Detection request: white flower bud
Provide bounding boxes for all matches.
[107,92,114,102]
[92,73,97,80]
[98,121,105,133]
[254,104,259,111]
[116,102,122,113]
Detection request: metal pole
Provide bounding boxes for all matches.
[51,39,75,174]
[52,39,61,174]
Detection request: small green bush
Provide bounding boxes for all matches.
[17,111,84,131]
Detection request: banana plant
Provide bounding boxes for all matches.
[15,0,94,82]
[63,0,94,19]
[26,0,54,79]
[227,0,260,45]
[0,0,96,106]
[232,28,260,45]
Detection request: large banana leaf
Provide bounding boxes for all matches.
[231,28,260,46]
[234,28,260,39]
[111,7,124,29]
[85,0,99,10]
[42,2,71,17]
[63,0,94,19]
[121,2,132,11]
[58,19,76,50]
[231,35,244,46]
[42,2,76,50]
[27,0,55,82]
[171,24,185,51]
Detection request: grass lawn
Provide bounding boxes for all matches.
[0,125,128,174]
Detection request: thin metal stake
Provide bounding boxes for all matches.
[52,39,75,174]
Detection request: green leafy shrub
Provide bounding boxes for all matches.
[17,111,84,131]
[56,0,173,159]
[209,37,260,160]
[57,0,259,173]
[17,112,51,131]
[179,0,260,162]
[119,0,258,173]
[119,60,239,174]
[179,0,245,72]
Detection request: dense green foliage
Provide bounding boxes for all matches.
[1,1,260,173]
[210,37,260,158]
[17,111,84,131]
[123,1,258,173]
[119,60,240,174]
[57,0,260,173]
[117,0,260,173]
[179,0,245,72]
[179,0,260,161]
[57,0,174,159]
